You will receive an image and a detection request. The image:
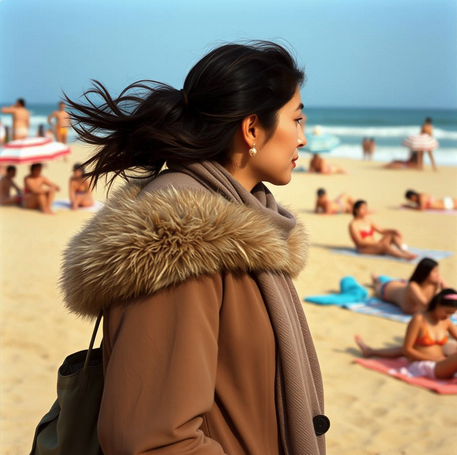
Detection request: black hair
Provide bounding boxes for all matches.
[6,165,16,173]
[409,257,438,284]
[405,189,419,200]
[30,163,42,172]
[17,99,25,107]
[317,188,326,197]
[352,199,366,217]
[424,117,432,124]
[73,162,86,174]
[427,288,457,312]
[64,41,305,189]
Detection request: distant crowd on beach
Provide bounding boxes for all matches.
[0,162,94,214]
[0,99,71,144]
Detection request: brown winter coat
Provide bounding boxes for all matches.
[61,172,324,454]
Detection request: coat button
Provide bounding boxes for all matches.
[313,415,330,435]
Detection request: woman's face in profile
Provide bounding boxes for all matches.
[250,89,306,186]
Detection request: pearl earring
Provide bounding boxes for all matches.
[249,143,257,157]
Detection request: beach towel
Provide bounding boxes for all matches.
[330,247,453,263]
[354,357,457,394]
[52,200,104,212]
[400,205,457,215]
[304,277,368,305]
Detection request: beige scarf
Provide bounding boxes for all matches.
[168,161,326,455]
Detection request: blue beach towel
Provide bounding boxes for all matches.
[330,247,454,263]
[304,276,368,305]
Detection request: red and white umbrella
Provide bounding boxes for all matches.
[0,137,70,164]
[402,134,439,151]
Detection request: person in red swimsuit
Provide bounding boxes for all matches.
[348,200,417,260]
[355,289,457,379]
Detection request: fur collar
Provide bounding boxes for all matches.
[60,182,308,317]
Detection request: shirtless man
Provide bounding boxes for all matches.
[1,99,30,140]
[417,117,437,171]
[315,188,354,214]
[0,166,22,206]
[23,163,60,214]
[48,102,71,144]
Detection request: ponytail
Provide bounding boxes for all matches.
[64,41,305,190]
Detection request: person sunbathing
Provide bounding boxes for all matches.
[0,165,22,206]
[309,153,346,174]
[315,188,354,214]
[405,190,457,211]
[384,151,419,170]
[23,163,60,214]
[371,258,448,314]
[69,163,94,210]
[349,200,417,260]
[355,289,457,380]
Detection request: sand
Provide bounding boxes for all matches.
[1,143,456,455]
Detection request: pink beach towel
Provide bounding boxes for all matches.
[355,357,457,395]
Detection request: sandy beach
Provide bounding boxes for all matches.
[1,143,456,455]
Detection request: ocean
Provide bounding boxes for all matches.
[2,104,456,166]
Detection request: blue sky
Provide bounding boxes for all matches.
[0,0,456,109]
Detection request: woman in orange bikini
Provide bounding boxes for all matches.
[349,200,417,260]
[371,258,448,314]
[356,289,457,379]
[404,190,457,211]
[69,163,94,210]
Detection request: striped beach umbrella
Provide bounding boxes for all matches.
[0,137,70,164]
[402,134,439,151]
[299,126,340,155]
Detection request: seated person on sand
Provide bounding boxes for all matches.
[315,188,354,214]
[371,257,448,314]
[23,163,60,214]
[349,200,417,260]
[384,151,419,170]
[309,154,346,174]
[69,163,94,210]
[0,165,23,206]
[404,190,457,211]
[355,289,457,380]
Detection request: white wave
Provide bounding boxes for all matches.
[307,124,457,140]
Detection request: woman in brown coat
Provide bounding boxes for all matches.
[60,42,328,455]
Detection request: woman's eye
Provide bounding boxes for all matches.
[296,117,303,124]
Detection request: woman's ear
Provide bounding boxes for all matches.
[240,114,260,147]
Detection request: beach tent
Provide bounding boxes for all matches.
[0,137,70,164]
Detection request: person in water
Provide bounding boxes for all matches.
[69,163,94,210]
[404,190,457,211]
[349,200,417,260]
[371,257,449,314]
[309,153,346,174]
[59,41,327,454]
[355,289,457,380]
[23,163,60,214]
[315,188,354,214]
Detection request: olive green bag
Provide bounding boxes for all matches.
[30,313,104,455]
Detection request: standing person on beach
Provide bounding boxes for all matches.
[60,42,328,455]
[23,163,60,214]
[48,102,71,143]
[0,166,23,206]
[349,200,417,260]
[1,99,30,140]
[416,117,437,171]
